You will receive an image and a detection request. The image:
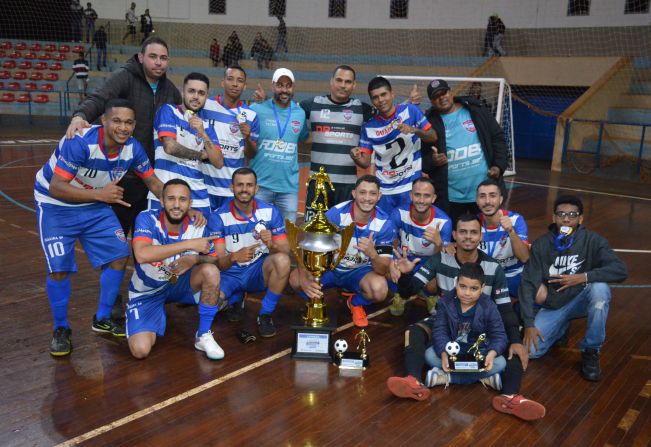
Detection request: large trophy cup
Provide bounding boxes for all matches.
[286,167,355,360]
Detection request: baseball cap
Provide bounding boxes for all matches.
[427,79,450,99]
[272,68,294,83]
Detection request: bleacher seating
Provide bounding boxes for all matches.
[38,52,50,60]
[0,42,12,50]
[44,73,58,81]
[50,62,62,71]
[1,92,15,102]
[34,94,49,103]
[17,92,31,103]
[34,62,48,70]
[15,43,27,51]
[41,83,53,91]
[25,82,37,90]
[8,81,20,89]
[2,60,16,69]
[53,53,66,61]
[9,50,21,59]
[0,70,10,79]
[58,44,70,53]
[44,44,56,52]
[19,61,32,69]
[30,43,41,52]
[24,52,36,60]
[29,72,43,81]
[13,71,27,80]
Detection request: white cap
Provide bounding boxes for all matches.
[272,68,295,83]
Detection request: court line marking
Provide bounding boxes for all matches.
[509,179,651,202]
[54,301,405,446]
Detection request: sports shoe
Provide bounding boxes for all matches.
[227,300,244,322]
[386,375,431,401]
[257,314,277,337]
[50,327,72,357]
[492,394,546,421]
[92,315,126,337]
[389,294,405,316]
[425,366,450,387]
[581,348,601,381]
[346,296,368,327]
[194,330,225,360]
[480,373,503,391]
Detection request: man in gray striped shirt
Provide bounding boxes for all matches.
[387,213,545,421]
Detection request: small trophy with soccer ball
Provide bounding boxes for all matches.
[333,331,370,370]
[446,334,487,372]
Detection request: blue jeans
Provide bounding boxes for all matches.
[530,282,611,358]
[425,346,506,384]
[255,187,297,224]
[97,47,107,67]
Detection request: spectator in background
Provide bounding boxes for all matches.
[73,51,90,103]
[83,2,98,43]
[209,38,220,66]
[122,2,137,45]
[94,25,107,71]
[70,0,84,42]
[140,8,153,43]
[275,15,288,53]
[250,32,273,69]
[485,14,506,57]
[222,31,243,67]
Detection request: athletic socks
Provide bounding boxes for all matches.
[96,266,125,320]
[197,302,218,336]
[260,290,281,315]
[351,292,371,307]
[47,275,71,329]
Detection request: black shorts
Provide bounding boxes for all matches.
[128,25,136,35]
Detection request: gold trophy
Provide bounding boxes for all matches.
[447,333,488,372]
[286,167,355,359]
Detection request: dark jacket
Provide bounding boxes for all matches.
[519,224,628,327]
[432,293,508,357]
[423,96,508,210]
[73,55,181,164]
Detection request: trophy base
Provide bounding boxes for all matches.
[449,357,486,373]
[291,310,338,360]
[334,351,369,370]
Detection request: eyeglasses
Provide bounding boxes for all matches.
[555,211,580,219]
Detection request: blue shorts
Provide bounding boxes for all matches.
[36,202,129,274]
[220,258,267,304]
[321,265,373,294]
[148,198,210,219]
[507,274,521,299]
[377,190,411,214]
[126,271,199,337]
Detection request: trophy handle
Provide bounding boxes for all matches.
[332,222,355,268]
[285,219,306,270]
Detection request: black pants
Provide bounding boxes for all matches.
[111,174,148,236]
[403,323,523,394]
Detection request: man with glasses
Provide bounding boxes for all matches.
[519,195,627,381]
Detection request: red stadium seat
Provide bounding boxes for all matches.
[0,41,11,50]
[49,62,62,71]
[2,60,16,69]
[44,43,56,52]
[18,61,32,69]
[9,50,21,59]
[34,94,49,103]
[30,43,42,51]
[44,73,58,81]
[13,71,27,80]
[23,52,36,60]
[1,92,15,102]
[17,92,31,102]
[53,53,66,61]
[34,62,48,70]
[0,50,6,58]
[58,44,71,53]
[29,72,43,81]
[38,52,51,60]
[41,83,54,91]
[73,45,85,54]
[15,42,27,51]
[8,82,21,89]
[0,81,4,88]
[0,70,10,79]
[25,82,38,90]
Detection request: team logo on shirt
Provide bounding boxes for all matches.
[291,120,302,134]
[229,122,240,133]
[343,109,353,121]
[115,229,126,242]
[111,167,126,180]
[462,120,476,132]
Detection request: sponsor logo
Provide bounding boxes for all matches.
[374,126,394,138]
[115,228,126,242]
[550,254,584,276]
[314,125,354,139]
[43,236,62,242]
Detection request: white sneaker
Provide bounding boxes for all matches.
[194,330,224,360]
[480,373,503,391]
[425,366,450,388]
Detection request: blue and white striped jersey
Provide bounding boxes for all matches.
[391,203,452,260]
[479,210,529,279]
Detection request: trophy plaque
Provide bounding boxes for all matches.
[333,330,370,370]
[446,334,487,372]
[287,167,355,360]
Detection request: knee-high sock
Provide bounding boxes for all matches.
[260,290,281,315]
[198,302,218,336]
[97,266,125,320]
[47,275,71,329]
[351,292,371,307]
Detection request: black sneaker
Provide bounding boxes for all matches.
[92,315,126,337]
[257,314,276,338]
[111,294,124,320]
[50,327,72,356]
[581,348,601,381]
[227,301,244,322]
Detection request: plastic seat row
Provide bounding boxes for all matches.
[0,50,68,61]
[0,71,59,81]
[0,42,82,53]
[2,61,63,70]
[1,92,50,103]
[0,81,55,90]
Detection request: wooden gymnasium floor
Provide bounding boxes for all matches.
[0,117,650,446]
